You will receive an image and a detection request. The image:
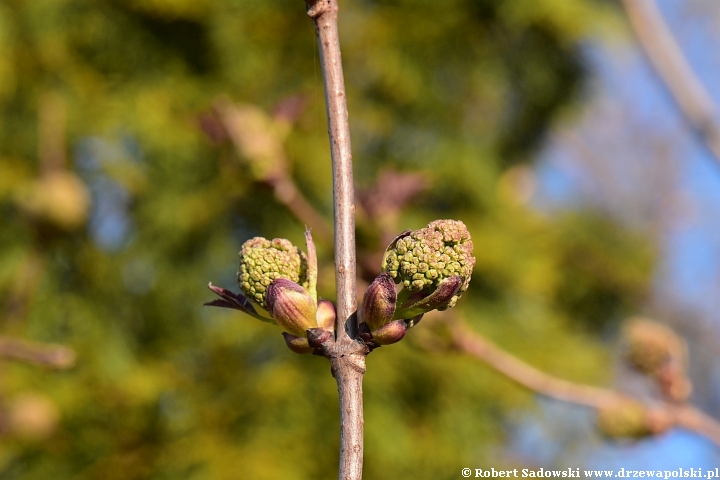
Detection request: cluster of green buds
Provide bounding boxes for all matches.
[623,319,685,376]
[206,230,334,354]
[596,399,670,440]
[206,219,475,353]
[359,219,475,348]
[622,318,691,402]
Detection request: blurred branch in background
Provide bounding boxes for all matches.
[38,92,67,177]
[2,252,45,325]
[355,170,429,280]
[621,0,720,168]
[440,316,720,447]
[211,97,334,245]
[0,337,75,369]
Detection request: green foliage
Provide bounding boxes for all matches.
[0,0,654,478]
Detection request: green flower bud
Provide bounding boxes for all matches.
[623,318,686,376]
[282,332,314,354]
[237,237,309,310]
[361,273,397,331]
[316,300,336,332]
[596,400,653,439]
[266,278,317,337]
[382,219,474,312]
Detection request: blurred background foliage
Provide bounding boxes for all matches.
[0,0,667,478]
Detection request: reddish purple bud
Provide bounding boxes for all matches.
[204,283,271,323]
[394,275,463,319]
[361,273,397,331]
[316,300,336,332]
[282,332,314,354]
[371,320,407,346]
[266,278,317,337]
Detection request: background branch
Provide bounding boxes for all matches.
[621,0,720,168]
[0,337,75,369]
[212,99,335,245]
[446,319,720,447]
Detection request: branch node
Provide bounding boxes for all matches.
[305,0,333,19]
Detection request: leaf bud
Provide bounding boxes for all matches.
[282,332,314,354]
[370,320,408,346]
[316,299,336,332]
[623,318,686,376]
[596,400,655,439]
[266,278,317,337]
[361,273,397,331]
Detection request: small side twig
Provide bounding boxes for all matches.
[38,91,67,177]
[449,321,618,408]
[446,320,720,447]
[621,0,720,169]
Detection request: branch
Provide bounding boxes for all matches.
[0,337,76,369]
[673,405,720,447]
[212,99,334,245]
[304,1,366,479]
[306,0,357,337]
[620,0,720,168]
[38,92,67,177]
[447,320,720,447]
[449,321,618,408]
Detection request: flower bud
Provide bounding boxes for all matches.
[623,318,686,376]
[237,237,308,311]
[316,300,336,332]
[282,332,314,354]
[266,278,318,337]
[370,320,407,346]
[596,400,654,439]
[361,273,397,331]
[382,219,475,312]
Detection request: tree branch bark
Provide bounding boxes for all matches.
[304,1,365,479]
[447,320,720,447]
[621,0,720,168]
[0,337,75,369]
[449,321,618,408]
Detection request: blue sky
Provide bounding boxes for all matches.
[536,0,720,327]
[523,0,720,468]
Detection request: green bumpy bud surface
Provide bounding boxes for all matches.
[596,400,653,439]
[383,219,475,308]
[238,237,308,308]
[623,318,686,376]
